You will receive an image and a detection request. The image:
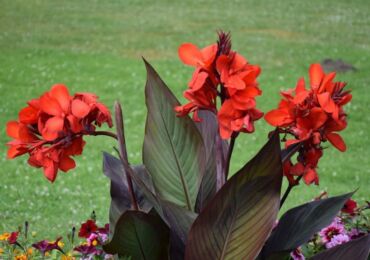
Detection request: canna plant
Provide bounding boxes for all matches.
[6,32,370,260]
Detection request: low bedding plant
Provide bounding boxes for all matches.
[3,31,370,259]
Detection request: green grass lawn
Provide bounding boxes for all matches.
[1,0,369,240]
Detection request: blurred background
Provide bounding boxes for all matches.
[1,0,369,239]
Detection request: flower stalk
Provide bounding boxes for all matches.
[114,102,139,211]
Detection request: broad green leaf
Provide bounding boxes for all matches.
[142,59,205,211]
[310,234,370,260]
[194,110,228,213]
[260,192,354,259]
[103,152,153,235]
[185,132,283,260]
[103,210,170,260]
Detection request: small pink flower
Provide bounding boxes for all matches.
[87,233,99,246]
[319,217,345,243]
[290,247,305,260]
[326,234,350,248]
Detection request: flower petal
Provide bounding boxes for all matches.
[264,109,292,127]
[42,116,64,141]
[6,121,20,139]
[326,132,346,152]
[309,107,328,129]
[72,99,91,118]
[295,77,306,94]
[317,92,336,113]
[40,93,63,116]
[43,159,58,182]
[200,44,217,67]
[309,63,324,90]
[59,155,76,172]
[303,168,319,185]
[19,106,39,124]
[49,84,71,113]
[178,43,203,66]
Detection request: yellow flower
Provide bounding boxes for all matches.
[61,255,75,260]
[58,241,65,248]
[0,248,4,255]
[14,254,27,260]
[27,248,33,255]
[92,240,98,246]
[0,233,10,241]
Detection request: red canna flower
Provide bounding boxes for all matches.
[341,198,357,215]
[265,63,350,185]
[6,84,113,182]
[218,100,263,139]
[176,32,263,139]
[78,219,98,238]
[8,232,19,244]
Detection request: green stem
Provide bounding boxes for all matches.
[280,175,302,209]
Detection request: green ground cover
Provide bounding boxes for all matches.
[1,0,369,240]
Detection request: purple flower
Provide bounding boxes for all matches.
[348,228,366,240]
[319,217,345,243]
[326,234,350,248]
[32,237,62,255]
[74,244,102,256]
[290,247,305,260]
[99,233,109,243]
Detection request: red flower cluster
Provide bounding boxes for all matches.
[8,231,19,245]
[341,198,357,215]
[175,32,263,139]
[265,64,351,185]
[78,219,98,238]
[6,84,112,182]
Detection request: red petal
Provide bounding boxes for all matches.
[264,109,292,127]
[7,144,27,159]
[295,78,306,94]
[6,121,20,139]
[189,70,208,91]
[40,93,63,116]
[19,106,39,124]
[67,115,83,133]
[43,160,58,182]
[231,52,247,71]
[219,125,232,139]
[59,155,76,172]
[200,44,217,67]
[42,116,64,141]
[225,75,245,90]
[303,168,319,185]
[72,99,90,118]
[293,91,309,105]
[309,107,328,129]
[178,43,203,66]
[309,64,324,90]
[65,137,85,156]
[326,132,346,152]
[216,55,229,76]
[319,72,336,93]
[317,92,336,113]
[50,84,71,113]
